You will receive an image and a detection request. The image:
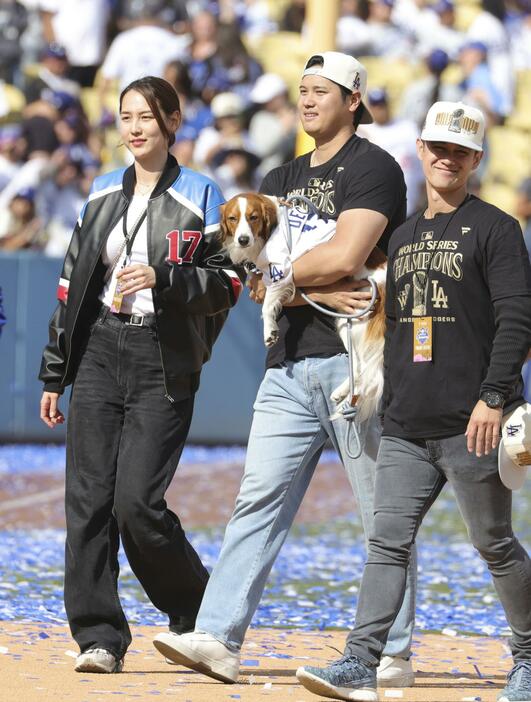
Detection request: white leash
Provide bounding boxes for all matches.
[280,195,379,459]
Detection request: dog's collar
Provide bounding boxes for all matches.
[244,261,259,274]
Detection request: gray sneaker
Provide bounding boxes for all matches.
[74,647,123,673]
[498,660,531,702]
[296,654,377,701]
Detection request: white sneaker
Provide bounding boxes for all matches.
[74,647,123,673]
[376,655,414,687]
[152,630,240,683]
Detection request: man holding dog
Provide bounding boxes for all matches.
[296,101,531,701]
[153,52,417,687]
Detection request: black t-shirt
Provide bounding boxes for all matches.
[260,133,407,368]
[383,195,531,439]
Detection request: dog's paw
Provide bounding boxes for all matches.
[264,329,279,347]
[331,390,347,404]
[331,379,349,405]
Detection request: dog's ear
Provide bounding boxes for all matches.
[259,195,279,238]
[219,202,229,242]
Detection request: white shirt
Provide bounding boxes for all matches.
[467,11,514,115]
[101,25,189,90]
[0,82,9,119]
[511,20,531,70]
[415,21,465,61]
[0,156,49,211]
[336,16,372,56]
[256,208,336,288]
[100,194,154,315]
[39,0,109,66]
[0,155,20,194]
[392,1,464,59]
[37,180,85,257]
[36,66,80,97]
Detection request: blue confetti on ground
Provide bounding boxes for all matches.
[1,506,529,636]
[0,445,529,639]
[0,444,341,475]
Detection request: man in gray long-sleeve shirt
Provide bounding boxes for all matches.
[297,101,531,702]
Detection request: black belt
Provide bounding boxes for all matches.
[114,311,156,327]
[99,304,157,327]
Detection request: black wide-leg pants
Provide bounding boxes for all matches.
[64,311,209,658]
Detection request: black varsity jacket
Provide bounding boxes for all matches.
[39,155,244,401]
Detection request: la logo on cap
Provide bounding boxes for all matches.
[498,403,531,490]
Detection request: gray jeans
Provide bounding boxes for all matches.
[345,434,531,665]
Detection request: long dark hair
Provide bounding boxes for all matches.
[119,76,181,147]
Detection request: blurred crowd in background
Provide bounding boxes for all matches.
[0,0,529,258]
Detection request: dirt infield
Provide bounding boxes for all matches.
[0,621,511,702]
[1,451,525,700]
[0,459,351,529]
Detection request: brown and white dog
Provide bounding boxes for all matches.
[220,192,387,420]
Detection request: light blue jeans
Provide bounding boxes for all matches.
[196,354,416,657]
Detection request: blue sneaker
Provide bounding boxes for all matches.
[296,654,377,701]
[498,661,531,702]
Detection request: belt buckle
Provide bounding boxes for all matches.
[127,314,144,326]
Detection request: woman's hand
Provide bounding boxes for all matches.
[116,264,156,295]
[40,392,65,429]
[306,278,378,315]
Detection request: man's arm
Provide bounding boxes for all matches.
[466,217,531,456]
[465,295,531,457]
[479,218,531,399]
[289,279,375,311]
[292,208,388,287]
[247,273,375,312]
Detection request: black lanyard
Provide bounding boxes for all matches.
[122,206,148,260]
[102,204,148,285]
[409,194,469,297]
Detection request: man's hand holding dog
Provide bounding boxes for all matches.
[306,278,377,315]
[247,274,377,316]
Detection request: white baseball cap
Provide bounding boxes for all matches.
[210,92,245,119]
[302,51,372,124]
[498,402,531,490]
[249,73,288,104]
[421,101,485,151]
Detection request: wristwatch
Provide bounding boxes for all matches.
[480,391,504,409]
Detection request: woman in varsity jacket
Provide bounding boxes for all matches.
[38,76,243,674]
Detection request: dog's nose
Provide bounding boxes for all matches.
[237,235,250,246]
